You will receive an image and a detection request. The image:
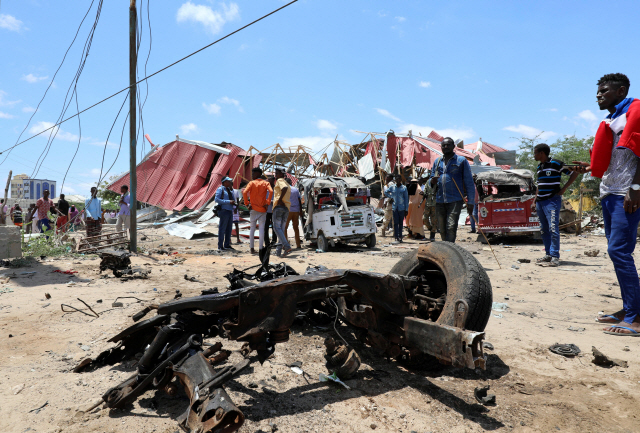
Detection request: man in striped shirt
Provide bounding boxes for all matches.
[531,143,579,266]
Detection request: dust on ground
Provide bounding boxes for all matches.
[0,225,638,433]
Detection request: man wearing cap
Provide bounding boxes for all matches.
[215,177,236,251]
[381,174,395,237]
[272,168,292,256]
[243,167,273,254]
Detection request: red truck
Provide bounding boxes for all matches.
[472,169,540,239]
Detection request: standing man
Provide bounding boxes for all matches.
[264,176,277,246]
[116,185,131,234]
[36,189,56,238]
[381,174,395,237]
[11,204,23,228]
[430,137,475,243]
[84,187,103,238]
[420,175,438,241]
[243,168,273,254]
[215,177,235,251]
[285,177,303,249]
[531,143,578,266]
[572,73,640,336]
[24,204,36,234]
[384,174,409,242]
[272,168,292,257]
[56,194,70,234]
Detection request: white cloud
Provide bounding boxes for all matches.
[86,139,117,148]
[398,123,475,141]
[577,109,598,123]
[419,81,431,88]
[180,123,198,135]
[280,136,333,152]
[0,111,14,119]
[203,102,221,115]
[29,121,79,141]
[375,108,402,122]
[547,108,558,112]
[217,96,243,112]
[239,43,249,50]
[395,16,406,22]
[316,119,337,131]
[22,74,48,83]
[503,124,556,140]
[177,2,240,35]
[0,14,25,32]
[0,90,20,107]
[22,106,35,113]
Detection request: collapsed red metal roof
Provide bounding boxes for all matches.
[109,139,260,211]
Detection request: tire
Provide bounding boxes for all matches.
[317,232,329,252]
[365,233,376,249]
[389,241,493,368]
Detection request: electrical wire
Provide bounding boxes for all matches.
[0,0,299,157]
[31,0,104,180]
[0,0,98,167]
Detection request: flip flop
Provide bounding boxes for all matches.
[603,325,640,336]
[596,314,622,324]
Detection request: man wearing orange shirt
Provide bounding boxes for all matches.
[242,167,273,254]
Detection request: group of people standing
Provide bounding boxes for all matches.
[382,137,477,244]
[215,167,303,256]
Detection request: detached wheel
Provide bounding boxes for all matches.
[365,233,376,248]
[390,241,492,369]
[317,233,329,252]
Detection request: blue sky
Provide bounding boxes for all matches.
[1,0,639,197]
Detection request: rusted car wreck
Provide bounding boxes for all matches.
[76,242,492,433]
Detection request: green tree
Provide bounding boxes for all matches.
[515,134,600,200]
[97,175,121,210]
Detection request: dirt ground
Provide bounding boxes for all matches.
[0,224,638,433]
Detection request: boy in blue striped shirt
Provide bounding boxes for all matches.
[531,143,579,266]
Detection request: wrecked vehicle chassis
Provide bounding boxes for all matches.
[80,242,492,433]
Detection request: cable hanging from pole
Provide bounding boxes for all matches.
[0,0,299,158]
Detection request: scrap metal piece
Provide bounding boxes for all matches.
[403,317,486,369]
[324,337,361,380]
[474,385,496,405]
[549,343,581,358]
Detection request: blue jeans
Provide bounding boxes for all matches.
[38,218,52,239]
[602,194,640,324]
[392,209,405,240]
[273,206,291,255]
[436,201,463,243]
[470,204,478,231]
[536,195,561,258]
[218,210,233,250]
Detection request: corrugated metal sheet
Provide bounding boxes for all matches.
[109,140,246,211]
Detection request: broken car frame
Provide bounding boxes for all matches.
[77,242,492,433]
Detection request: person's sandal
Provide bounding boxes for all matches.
[536,255,552,263]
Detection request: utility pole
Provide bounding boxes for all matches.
[1,171,11,225]
[129,0,137,252]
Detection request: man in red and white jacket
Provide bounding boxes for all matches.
[573,73,640,336]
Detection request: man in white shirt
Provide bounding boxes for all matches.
[116,185,131,234]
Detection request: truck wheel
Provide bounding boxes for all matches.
[389,241,492,369]
[317,233,329,252]
[365,233,376,248]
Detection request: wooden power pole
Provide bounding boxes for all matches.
[1,171,11,225]
[129,0,138,252]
